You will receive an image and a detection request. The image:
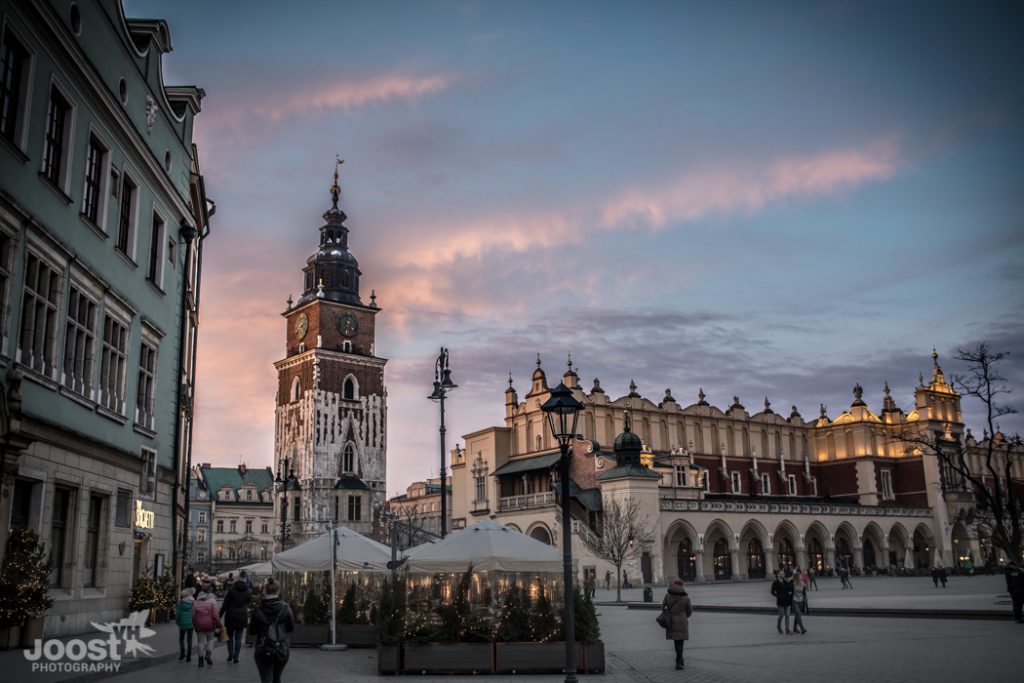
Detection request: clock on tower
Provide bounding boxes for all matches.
[273,161,388,549]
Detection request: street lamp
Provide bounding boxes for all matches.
[541,381,583,683]
[275,458,299,551]
[428,347,457,538]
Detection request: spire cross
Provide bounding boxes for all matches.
[330,156,344,208]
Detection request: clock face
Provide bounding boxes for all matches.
[338,313,359,337]
[294,313,308,340]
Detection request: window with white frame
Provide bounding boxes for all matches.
[788,474,798,496]
[0,232,13,351]
[116,174,136,257]
[348,494,361,521]
[41,84,73,191]
[880,469,894,499]
[62,284,98,397]
[198,511,206,523]
[197,527,206,542]
[0,27,32,148]
[140,447,157,497]
[701,471,710,492]
[474,473,486,502]
[245,519,252,534]
[81,134,108,226]
[99,313,129,413]
[135,339,157,429]
[260,519,268,534]
[761,473,771,495]
[731,471,742,493]
[215,519,223,533]
[675,466,688,487]
[229,519,236,534]
[146,211,164,287]
[19,251,62,378]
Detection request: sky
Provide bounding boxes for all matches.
[126,0,1024,498]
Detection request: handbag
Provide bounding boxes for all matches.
[656,607,673,629]
[217,627,228,642]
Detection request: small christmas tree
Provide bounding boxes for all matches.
[376,575,406,646]
[157,568,178,611]
[573,584,601,643]
[128,574,161,612]
[436,564,491,643]
[528,584,561,642]
[337,582,358,624]
[302,583,329,624]
[0,528,53,627]
[495,584,532,642]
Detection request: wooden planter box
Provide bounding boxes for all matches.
[290,623,329,647]
[20,617,44,648]
[579,640,605,673]
[495,641,567,674]
[337,623,378,647]
[403,642,494,674]
[378,644,401,675]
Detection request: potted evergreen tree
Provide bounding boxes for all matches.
[337,582,378,646]
[574,584,605,672]
[0,529,53,650]
[376,575,405,674]
[291,576,330,646]
[128,573,162,625]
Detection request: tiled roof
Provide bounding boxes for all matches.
[200,466,274,495]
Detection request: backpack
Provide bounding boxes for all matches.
[261,606,289,662]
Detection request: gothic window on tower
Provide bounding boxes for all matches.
[343,375,357,400]
[348,495,361,521]
[291,376,300,402]
[343,442,355,473]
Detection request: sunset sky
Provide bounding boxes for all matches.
[128,1,1023,497]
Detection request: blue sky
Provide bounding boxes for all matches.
[127,0,1024,495]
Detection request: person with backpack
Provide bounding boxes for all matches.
[192,582,222,668]
[660,578,692,670]
[220,570,253,663]
[175,588,195,662]
[249,578,295,683]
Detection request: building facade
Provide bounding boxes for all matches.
[0,0,208,635]
[200,464,274,574]
[273,166,387,548]
[185,465,211,574]
[386,478,450,549]
[451,353,1020,586]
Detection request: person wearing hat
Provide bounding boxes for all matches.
[192,583,222,668]
[249,578,295,683]
[661,578,692,670]
[220,569,253,663]
[1005,560,1024,623]
[175,587,195,662]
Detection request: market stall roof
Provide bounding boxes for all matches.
[271,526,390,572]
[216,561,272,581]
[404,519,563,573]
[490,452,560,477]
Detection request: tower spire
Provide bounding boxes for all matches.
[330,156,344,208]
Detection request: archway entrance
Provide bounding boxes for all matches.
[530,526,552,545]
[776,538,795,571]
[677,539,696,581]
[747,538,766,579]
[713,538,732,580]
[913,527,933,569]
[951,522,971,570]
[863,538,877,569]
[836,537,853,570]
[807,538,824,572]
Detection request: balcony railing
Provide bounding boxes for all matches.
[498,491,555,512]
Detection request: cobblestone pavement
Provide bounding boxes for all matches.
[3,575,1018,683]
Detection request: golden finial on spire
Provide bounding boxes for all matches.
[330,155,344,207]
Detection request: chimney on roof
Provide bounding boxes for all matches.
[201,463,211,468]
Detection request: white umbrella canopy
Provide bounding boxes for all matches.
[404,519,563,573]
[272,526,391,572]
[215,561,272,582]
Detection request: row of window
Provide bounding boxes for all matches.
[211,518,271,535]
[4,236,161,429]
[1,27,172,288]
[11,478,139,590]
[213,543,269,561]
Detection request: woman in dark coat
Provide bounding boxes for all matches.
[219,571,253,663]
[661,578,693,670]
[249,578,295,683]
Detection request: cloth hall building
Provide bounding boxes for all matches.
[450,353,1017,585]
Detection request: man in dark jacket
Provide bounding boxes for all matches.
[1006,560,1024,623]
[249,578,295,683]
[220,573,253,663]
[771,571,795,634]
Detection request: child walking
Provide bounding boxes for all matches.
[175,588,194,662]
[192,582,222,668]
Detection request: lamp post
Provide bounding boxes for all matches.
[275,458,299,552]
[428,347,457,538]
[541,382,583,683]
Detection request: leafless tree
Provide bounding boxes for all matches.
[385,502,439,550]
[898,343,1022,563]
[579,496,651,602]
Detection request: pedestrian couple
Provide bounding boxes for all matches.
[771,569,807,635]
[658,578,693,670]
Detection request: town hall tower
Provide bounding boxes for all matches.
[273,163,387,546]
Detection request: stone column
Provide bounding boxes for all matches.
[765,548,776,576]
[825,547,836,573]
[880,545,890,572]
[853,546,864,573]
[796,546,808,572]
[695,550,705,583]
[730,548,741,580]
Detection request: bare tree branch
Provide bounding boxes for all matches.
[579,497,651,602]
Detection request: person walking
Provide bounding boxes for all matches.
[1005,560,1024,624]
[192,582,222,668]
[605,570,611,591]
[220,570,253,663]
[791,576,808,634]
[183,567,197,593]
[807,566,818,590]
[931,566,939,587]
[175,588,195,662]
[771,571,794,634]
[623,569,630,589]
[249,578,296,683]
[661,578,692,670]
[938,566,948,588]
